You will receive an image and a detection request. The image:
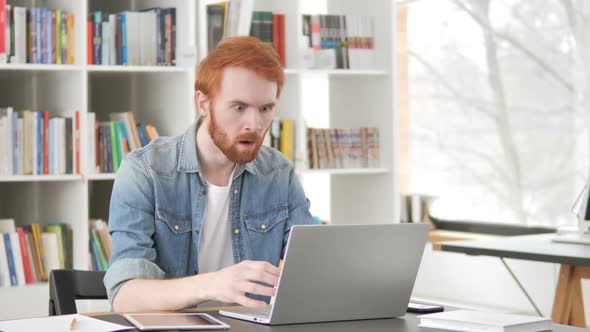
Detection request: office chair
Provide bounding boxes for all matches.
[48,269,107,316]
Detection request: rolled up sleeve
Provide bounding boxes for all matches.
[103,153,164,305]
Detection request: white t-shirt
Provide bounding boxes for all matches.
[198,167,236,275]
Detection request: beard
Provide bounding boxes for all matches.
[208,107,267,163]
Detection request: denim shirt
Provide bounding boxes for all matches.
[103,122,314,305]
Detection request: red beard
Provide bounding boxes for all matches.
[208,108,265,163]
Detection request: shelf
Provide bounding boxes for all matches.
[0,175,81,183]
[87,65,188,73]
[0,282,49,319]
[302,168,389,175]
[0,64,83,72]
[87,173,116,181]
[284,68,389,76]
[0,282,47,290]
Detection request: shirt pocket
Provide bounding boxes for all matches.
[154,205,192,277]
[243,205,288,264]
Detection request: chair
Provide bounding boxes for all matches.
[48,269,107,316]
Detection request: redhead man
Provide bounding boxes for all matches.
[104,36,314,312]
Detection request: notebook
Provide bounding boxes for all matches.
[418,309,552,332]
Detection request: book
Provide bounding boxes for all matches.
[2,233,17,285]
[418,309,552,332]
[279,119,294,161]
[0,234,10,286]
[41,232,60,273]
[0,219,15,233]
[8,233,26,286]
[25,232,39,282]
[16,227,34,284]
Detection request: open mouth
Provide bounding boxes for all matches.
[239,140,256,147]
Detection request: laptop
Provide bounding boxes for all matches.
[219,223,429,325]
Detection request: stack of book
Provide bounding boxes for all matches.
[0,108,80,176]
[88,219,111,272]
[307,127,380,169]
[205,0,286,66]
[0,2,76,65]
[301,14,375,70]
[87,112,159,174]
[250,11,285,67]
[87,8,176,66]
[263,117,294,162]
[0,219,72,286]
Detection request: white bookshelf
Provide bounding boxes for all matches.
[0,0,397,320]
[301,168,390,175]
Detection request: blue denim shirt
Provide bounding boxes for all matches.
[103,122,314,305]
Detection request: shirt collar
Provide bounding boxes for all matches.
[177,122,258,176]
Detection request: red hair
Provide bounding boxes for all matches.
[195,36,284,100]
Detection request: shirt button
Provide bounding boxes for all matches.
[195,229,199,235]
[234,190,238,194]
[261,224,266,230]
[174,225,179,231]
[234,229,240,234]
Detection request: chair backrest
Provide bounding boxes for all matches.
[48,269,107,316]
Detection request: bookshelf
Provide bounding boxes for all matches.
[0,0,398,319]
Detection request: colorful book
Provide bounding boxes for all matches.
[3,233,17,285]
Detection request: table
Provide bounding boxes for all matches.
[439,234,590,327]
[91,305,586,332]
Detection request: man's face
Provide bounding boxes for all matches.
[207,67,277,163]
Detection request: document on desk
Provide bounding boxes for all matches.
[418,309,552,332]
[0,313,132,332]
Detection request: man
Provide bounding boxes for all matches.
[104,36,314,312]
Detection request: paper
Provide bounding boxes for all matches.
[0,314,132,332]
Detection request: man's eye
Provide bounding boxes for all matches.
[233,104,245,111]
[260,106,272,112]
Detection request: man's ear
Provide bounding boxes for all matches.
[195,90,211,117]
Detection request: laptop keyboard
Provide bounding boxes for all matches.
[235,307,271,319]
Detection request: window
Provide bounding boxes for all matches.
[398,0,590,226]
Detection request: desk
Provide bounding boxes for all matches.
[91,307,586,331]
[439,234,590,328]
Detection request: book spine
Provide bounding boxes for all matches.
[101,21,108,65]
[91,230,107,271]
[3,233,17,286]
[42,111,49,174]
[74,111,79,174]
[12,110,18,174]
[66,12,73,64]
[109,121,119,172]
[30,224,46,280]
[0,235,10,286]
[13,7,25,64]
[93,11,102,65]
[16,228,33,284]
[48,119,54,174]
[87,18,92,64]
[164,10,171,66]
[170,8,176,66]
[9,233,25,286]
[0,0,6,63]
[41,8,47,64]
[55,9,61,64]
[121,13,127,65]
[36,111,42,174]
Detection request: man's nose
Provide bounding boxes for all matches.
[244,109,261,131]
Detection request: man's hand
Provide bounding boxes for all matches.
[205,260,281,307]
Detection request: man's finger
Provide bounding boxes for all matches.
[240,281,276,297]
[244,269,279,286]
[234,295,269,308]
